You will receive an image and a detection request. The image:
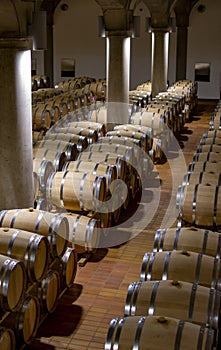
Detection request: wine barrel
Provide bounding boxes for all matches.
[140,250,221,290]
[2,295,40,345]
[0,254,26,312]
[77,151,126,181]
[182,170,221,187]
[33,159,55,192]
[200,137,221,146]
[196,144,221,153]
[129,111,166,136]
[68,121,106,137]
[0,326,16,350]
[105,315,214,350]
[203,130,221,139]
[59,247,77,288]
[55,126,98,144]
[32,130,45,146]
[62,160,117,194]
[33,171,39,201]
[153,226,221,258]
[45,132,88,152]
[46,171,106,212]
[210,115,221,130]
[193,151,221,163]
[33,147,67,171]
[106,130,150,152]
[188,160,221,174]
[124,280,220,329]
[60,212,100,253]
[0,227,49,282]
[35,139,79,162]
[0,208,68,259]
[44,101,61,124]
[32,104,51,131]
[34,270,60,313]
[176,183,221,228]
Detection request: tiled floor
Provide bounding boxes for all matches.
[25,99,218,350]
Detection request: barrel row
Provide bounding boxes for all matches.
[105,225,221,349]
[0,207,77,348]
[32,75,50,91]
[210,99,221,130]
[176,102,221,230]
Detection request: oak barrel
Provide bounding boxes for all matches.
[176,183,221,228]
[33,147,67,171]
[0,208,68,258]
[153,226,221,258]
[46,171,106,212]
[0,327,16,350]
[59,247,77,288]
[0,227,49,282]
[140,250,221,290]
[33,158,55,192]
[124,280,220,329]
[0,254,26,312]
[105,315,214,350]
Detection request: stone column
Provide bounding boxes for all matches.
[44,12,53,87]
[106,32,131,126]
[176,25,188,81]
[0,38,34,209]
[151,29,169,97]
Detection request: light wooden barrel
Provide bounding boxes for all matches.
[105,315,214,350]
[203,130,221,139]
[32,104,51,131]
[196,144,221,153]
[188,160,221,174]
[53,96,69,118]
[140,250,221,290]
[176,183,221,228]
[0,254,26,312]
[56,126,98,144]
[33,171,39,201]
[36,139,79,161]
[2,295,40,345]
[193,151,221,163]
[0,327,16,350]
[45,132,88,152]
[210,115,221,130]
[85,143,134,169]
[59,247,77,288]
[153,226,221,258]
[68,121,106,137]
[129,111,165,136]
[182,170,221,187]
[200,137,221,146]
[124,280,220,330]
[0,227,49,282]
[106,130,150,152]
[62,160,117,194]
[46,171,106,212]
[77,151,126,181]
[0,208,68,258]
[33,158,55,192]
[32,131,45,146]
[33,147,67,171]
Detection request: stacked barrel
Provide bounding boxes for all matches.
[0,208,76,349]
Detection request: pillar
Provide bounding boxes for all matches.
[176,26,188,81]
[106,32,131,126]
[0,38,34,209]
[151,29,169,97]
[44,13,53,87]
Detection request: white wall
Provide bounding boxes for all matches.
[53,0,221,99]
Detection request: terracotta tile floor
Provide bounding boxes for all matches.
[25,99,218,350]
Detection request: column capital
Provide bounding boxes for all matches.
[103,8,133,32]
[0,37,32,50]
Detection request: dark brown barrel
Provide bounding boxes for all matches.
[153,226,221,258]
[140,250,221,290]
[0,227,49,282]
[0,208,68,259]
[0,254,26,312]
[124,280,220,329]
[105,315,214,350]
[32,104,51,131]
[0,326,16,350]
[2,295,40,344]
[46,171,106,212]
[176,183,221,228]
